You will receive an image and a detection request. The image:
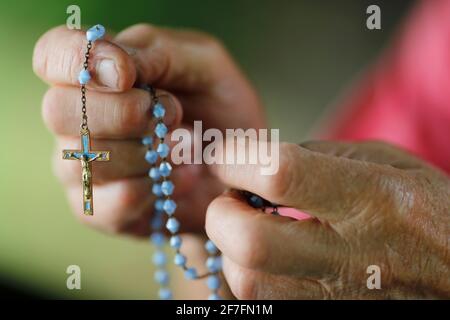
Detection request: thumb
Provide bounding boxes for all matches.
[211,140,408,222]
[205,190,343,277]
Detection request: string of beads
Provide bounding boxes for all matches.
[142,85,222,300]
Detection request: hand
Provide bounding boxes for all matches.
[33,24,265,236]
[206,141,450,299]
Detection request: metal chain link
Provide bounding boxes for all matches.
[80,41,92,130]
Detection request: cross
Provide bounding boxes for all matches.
[62,128,110,215]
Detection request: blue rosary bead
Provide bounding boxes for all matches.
[86,24,106,42]
[154,199,165,211]
[170,235,182,249]
[249,194,264,208]
[208,293,221,300]
[142,136,153,145]
[174,253,186,266]
[155,123,168,138]
[151,215,164,229]
[159,161,172,177]
[152,251,167,266]
[184,268,198,280]
[163,199,177,215]
[157,143,170,158]
[154,270,170,285]
[153,103,166,118]
[145,150,158,164]
[161,180,174,196]
[78,69,91,85]
[166,217,180,234]
[207,275,221,290]
[149,167,161,180]
[205,240,218,254]
[152,183,163,197]
[158,287,172,300]
[150,232,165,247]
[206,256,222,273]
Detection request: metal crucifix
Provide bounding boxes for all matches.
[62,129,110,215]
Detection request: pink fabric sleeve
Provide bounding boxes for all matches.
[319,0,450,175]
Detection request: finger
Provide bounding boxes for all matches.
[67,176,154,236]
[54,133,181,185]
[300,140,427,170]
[205,191,344,277]
[42,86,182,138]
[55,136,197,194]
[114,24,231,91]
[33,25,136,92]
[222,256,328,300]
[212,140,402,221]
[54,137,146,184]
[66,166,212,237]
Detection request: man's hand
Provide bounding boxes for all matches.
[206,141,450,299]
[33,24,265,236]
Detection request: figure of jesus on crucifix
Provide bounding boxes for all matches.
[80,153,99,199]
[62,129,110,215]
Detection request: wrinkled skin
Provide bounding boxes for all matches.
[34,24,450,299]
[206,140,450,299]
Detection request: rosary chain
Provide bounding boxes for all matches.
[81,41,92,130]
[155,111,216,279]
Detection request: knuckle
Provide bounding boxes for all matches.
[33,26,66,77]
[129,23,157,37]
[230,269,257,300]
[51,153,63,181]
[55,28,84,83]
[264,142,299,202]
[32,33,48,78]
[206,196,223,218]
[200,32,226,52]
[52,150,79,184]
[362,140,393,150]
[176,28,227,59]
[103,215,130,235]
[115,181,143,209]
[198,33,228,63]
[237,220,269,270]
[389,174,420,215]
[115,92,149,135]
[205,196,228,231]
[42,88,64,133]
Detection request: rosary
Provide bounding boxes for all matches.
[62,25,110,215]
[62,24,276,300]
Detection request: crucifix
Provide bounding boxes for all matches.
[62,128,110,215]
[62,26,109,215]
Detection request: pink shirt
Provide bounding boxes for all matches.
[284,0,450,220]
[320,0,450,174]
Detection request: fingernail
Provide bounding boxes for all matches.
[96,59,118,88]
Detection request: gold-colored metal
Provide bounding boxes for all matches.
[62,128,110,215]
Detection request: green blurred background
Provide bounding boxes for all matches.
[0,0,412,299]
